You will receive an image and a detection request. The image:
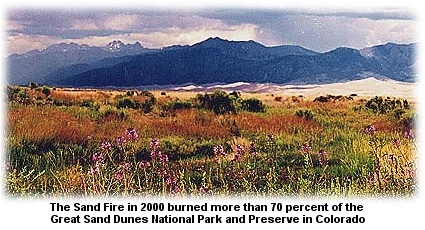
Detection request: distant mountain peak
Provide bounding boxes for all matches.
[45,42,84,52]
[103,40,146,51]
[194,37,229,46]
[105,40,125,50]
[195,37,264,47]
[205,36,228,42]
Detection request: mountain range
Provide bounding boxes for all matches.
[6,37,417,87]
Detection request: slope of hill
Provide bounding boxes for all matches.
[6,37,417,87]
[6,40,152,85]
[169,77,417,99]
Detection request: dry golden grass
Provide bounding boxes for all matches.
[8,87,413,149]
[7,106,95,146]
[235,112,321,134]
[6,86,417,197]
[49,89,113,102]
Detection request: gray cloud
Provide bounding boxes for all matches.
[196,8,415,25]
[5,8,417,54]
[195,8,417,51]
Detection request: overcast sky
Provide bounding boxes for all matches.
[5,5,418,55]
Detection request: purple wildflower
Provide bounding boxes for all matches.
[317,149,329,166]
[114,171,124,180]
[364,125,377,135]
[391,139,401,147]
[89,161,104,175]
[115,136,127,147]
[199,186,208,193]
[231,144,245,162]
[166,175,177,185]
[235,144,245,154]
[100,140,112,152]
[165,177,173,185]
[249,142,259,157]
[150,138,162,158]
[157,167,167,176]
[92,152,104,164]
[90,151,105,174]
[301,143,312,154]
[172,186,181,195]
[404,129,415,140]
[118,162,131,171]
[137,160,151,169]
[89,165,100,175]
[213,145,226,157]
[150,138,160,149]
[251,151,259,157]
[387,154,396,163]
[406,163,415,178]
[367,174,375,184]
[125,127,139,141]
[159,154,169,163]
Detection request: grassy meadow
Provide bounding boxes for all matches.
[4,84,418,198]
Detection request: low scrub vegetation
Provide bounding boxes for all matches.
[5,85,417,197]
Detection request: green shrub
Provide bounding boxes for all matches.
[195,90,266,114]
[313,95,329,103]
[166,99,193,110]
[28,82,38,89]
[41,86,51,97]
[295,109,314,120]
[138,90,156,113]
[16,88,31,104]
[365,96,408,114]
[160,99,193,116]
[6,85,21,102]
[117,97,138,109]
[77,100,94,108]
[196,90,236,114]
[314,95,353,103]
[242,98,265,113]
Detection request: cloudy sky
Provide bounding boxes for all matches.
[4,3,418,55]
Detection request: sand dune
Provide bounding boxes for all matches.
[171,77,417,99]
[280,78,417,98]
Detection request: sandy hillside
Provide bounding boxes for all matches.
[277,78,418,99]
[171,77,418,99]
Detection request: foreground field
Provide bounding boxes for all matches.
[5,85,417,197]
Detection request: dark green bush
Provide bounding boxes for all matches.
[195,90,266,114]
[117,97,138,109]
[41,86,51,97]
[77,100,94,108]
[314,95,353,102]
[242,98,265,112]
[196,90,236,114]
[295,109,314,120]
[365,96,409,114]
[138,90,156,113]
[313,95,329,103]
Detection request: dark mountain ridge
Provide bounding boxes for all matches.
[7,40,153,85]
[6,37,416,87]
